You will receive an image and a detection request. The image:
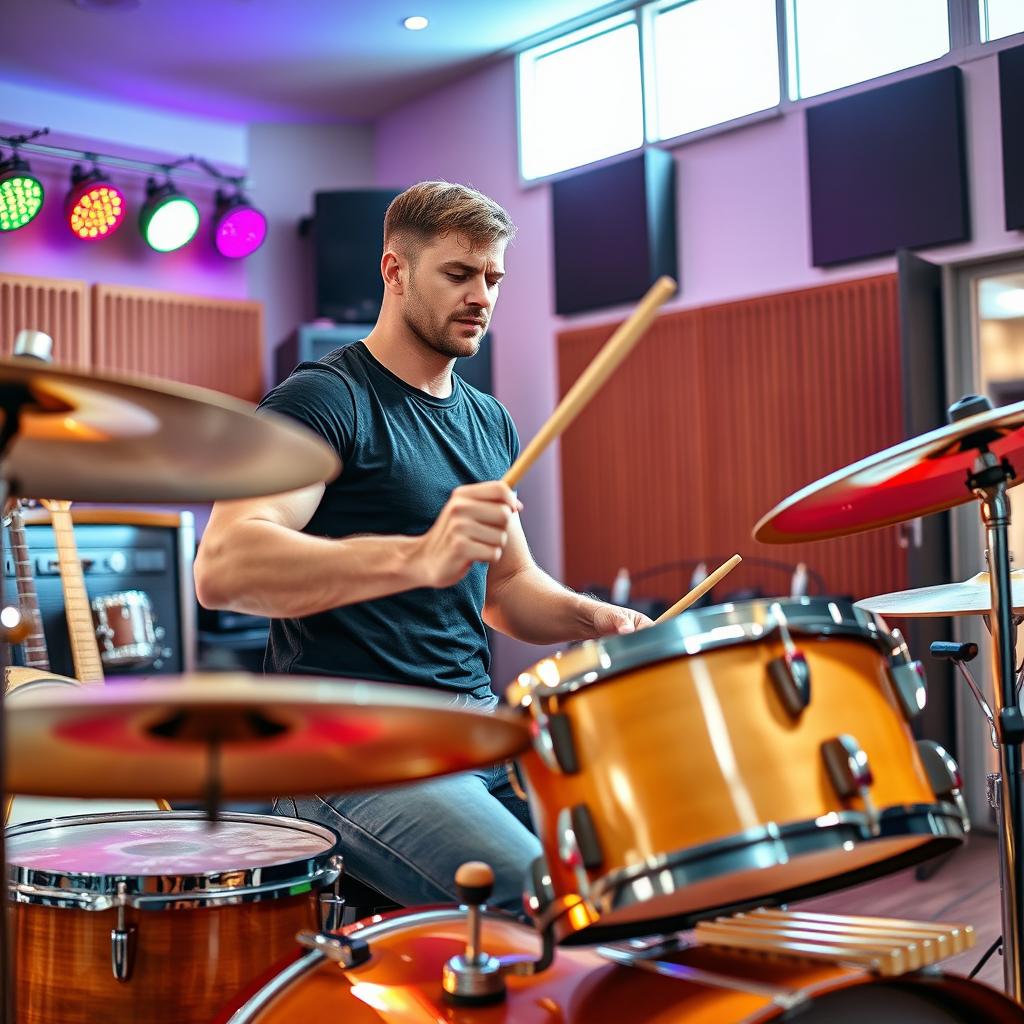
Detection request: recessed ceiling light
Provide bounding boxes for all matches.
[403,15,429,30]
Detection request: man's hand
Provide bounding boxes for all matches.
[411,481,522,589]
[591,603,655,637]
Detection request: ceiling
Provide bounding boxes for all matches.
[1,0,626,123]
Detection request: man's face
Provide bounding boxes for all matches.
[400,232,506,359]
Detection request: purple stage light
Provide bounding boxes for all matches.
[213,195,267,258]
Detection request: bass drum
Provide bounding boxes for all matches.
[220,910,1023,1024]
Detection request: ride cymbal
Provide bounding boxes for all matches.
[0,359,339,501]
[855,570,1024,618]
[4,675,531,799]
[754,399,1024,544]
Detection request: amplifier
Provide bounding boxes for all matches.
[9,508,197,678]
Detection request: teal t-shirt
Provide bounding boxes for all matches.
[257,341,519,694]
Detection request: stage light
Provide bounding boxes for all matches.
[139,178,199,252]
[212,190,267,258]
[65,165,125,241]
[402,15,428,29]
[0,154,44,232]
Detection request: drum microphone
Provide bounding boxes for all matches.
[611,567,631,604]
[13,329,53,361]
[790,562,809,598]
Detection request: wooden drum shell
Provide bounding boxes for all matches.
[13,892,319,1024]
[220,912,1023,1024]
[518,634,956,942]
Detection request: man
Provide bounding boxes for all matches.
[195,181,651,912]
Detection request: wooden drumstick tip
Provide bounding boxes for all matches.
[654,553,743,624]
[455,861,494,890]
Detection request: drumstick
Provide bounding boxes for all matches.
[503,275,677,488]
[654,555,742,624]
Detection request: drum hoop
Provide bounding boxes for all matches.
[6,809,341,910]
[224,907,509,1024]
[536,802,967,935]
[509,598,893,702]
[91,590,151,610]
[100,642,157,661]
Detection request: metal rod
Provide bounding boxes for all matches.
[0,474,12,1024]
[952,659,999,747]
[3,139,250,189]
[981,481,1024,1001]
[467,904,482,966]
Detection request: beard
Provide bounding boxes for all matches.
[402,286,484,360]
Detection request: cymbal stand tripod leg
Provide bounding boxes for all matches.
[974,454,1024,1002]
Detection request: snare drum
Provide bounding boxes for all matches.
[92,590,159,668]
[220,910,1022,1023]
[8,810,341,1024]
[509,598,968,944]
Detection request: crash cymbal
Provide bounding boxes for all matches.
[3,675,530,799]
[856,570,1024,618]
[0,359,339,501]
[753,399,1024,544]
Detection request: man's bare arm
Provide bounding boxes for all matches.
[195,480,520,619]
[483,515,651,643]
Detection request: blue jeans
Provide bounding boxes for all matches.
[273,690,542,913]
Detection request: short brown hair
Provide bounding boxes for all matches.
[384,181,516,257]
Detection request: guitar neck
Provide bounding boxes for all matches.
[48,506,104,684]
[8,507,49,672]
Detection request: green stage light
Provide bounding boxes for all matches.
[0,155,44,232]
[139,178,199,252]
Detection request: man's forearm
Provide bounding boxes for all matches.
[196,519,421,618]
[484,564,602,644]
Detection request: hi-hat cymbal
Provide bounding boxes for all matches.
[856,571,1024,618]
[0,359,339,501]
[753,399,1024,544]
[4,675,530,799]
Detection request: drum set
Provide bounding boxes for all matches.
[3,298,1024,1021]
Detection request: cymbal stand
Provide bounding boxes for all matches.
[0,382,36,1024]
[971,448,1024,1002]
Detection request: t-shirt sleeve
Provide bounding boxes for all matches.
[256,366,358,465]
[499,402,520,467]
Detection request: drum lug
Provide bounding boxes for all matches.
[768,602,811,716]
[821,735,880,836]
[767,652,811,716]
[319,864,345,933]
[917,740,971,832]
[110,882,136,983]
[887,660,928,720]
[531,705,578,774]
[557,804,603,872]
[524,854,556,919]
[296,929,371,967]
[886,628,928,719]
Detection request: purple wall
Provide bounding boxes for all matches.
[373,49,1024,682]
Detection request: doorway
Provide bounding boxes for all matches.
[948,254,1024,824]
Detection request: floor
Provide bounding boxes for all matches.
[794,830,1004,991]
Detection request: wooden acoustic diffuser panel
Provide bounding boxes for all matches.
[92,284,264,402]
[558,274,906,604]
[0,273,89,365]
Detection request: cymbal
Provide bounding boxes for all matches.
[856,570,1024,618]
[753,399,1024,544]
[0,359,339,501]
[3,675,530,799]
